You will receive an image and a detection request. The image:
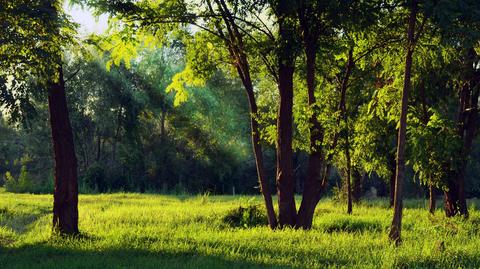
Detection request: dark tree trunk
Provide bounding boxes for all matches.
[96,130,102,162]
[352,168,363,202]
[389,170,396,208]
[429,185,436,214]
[345,120,353,215]
[444,48,479,218]
[276,62,296,227]
[389,0,417,244]
[49,67,79,235]
[444,178,458,217]
[273,7,298,227]
[296,40,324,229]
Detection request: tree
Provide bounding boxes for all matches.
[389,0,419,244]
[0,0,79,235]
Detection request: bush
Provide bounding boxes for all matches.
[222,204,268,228]
[4,166,47,193]
[4,171,17,192]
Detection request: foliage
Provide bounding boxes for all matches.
[222,204,268,228]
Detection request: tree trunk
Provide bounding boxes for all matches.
[276,62,296,227]
[429,185,436,214]
[296,40,324,229]
[444,178,458,217]
[49,66,79,235]
[344,118,353,215]
[444,48,479,218]
[245,82,278,229]
[389,0,417,244]
[352,168,363,202]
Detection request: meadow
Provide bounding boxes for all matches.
[1,188,480,269]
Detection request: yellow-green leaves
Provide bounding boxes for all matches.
[166,65,205,106]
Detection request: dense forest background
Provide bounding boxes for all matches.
[1,44,480,198]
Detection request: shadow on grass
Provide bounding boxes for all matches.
[0,207,50,234]
[0,242,294,269]
[318,218,383,233]
[394,252,480,269]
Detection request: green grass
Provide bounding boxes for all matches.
[1,188,480,268]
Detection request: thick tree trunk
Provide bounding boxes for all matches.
[49,67,79,235]
[389,0,417,244]
[276,62,296,227]
[296,41,324,229]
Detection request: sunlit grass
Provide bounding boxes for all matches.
[0,188,479,268]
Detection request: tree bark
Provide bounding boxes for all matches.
[49,66,79,235]
[389,0,417,244]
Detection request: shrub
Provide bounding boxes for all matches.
[4,171,17,192]
[222,204,268,228]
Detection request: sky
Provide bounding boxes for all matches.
[64,4,109,36]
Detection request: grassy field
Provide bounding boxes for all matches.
[1,189,480,269]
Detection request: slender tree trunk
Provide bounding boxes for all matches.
[245,84,278,229]
[389,169,396,208]
[96,130,101,162]
[429,185,436,214]
[320,46,355,191]
[49,66,79,235]
[352,168,363,202]
[344,118,353,214]
[208,0,278,228]
[389,0,417,244]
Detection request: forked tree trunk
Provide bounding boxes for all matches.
[274,6,297,227]
[389,0,417,244]
[49,67,79,235]
[296,40,324,229]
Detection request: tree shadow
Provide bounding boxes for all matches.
[0,207,50,234]
[0,242,295,269]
